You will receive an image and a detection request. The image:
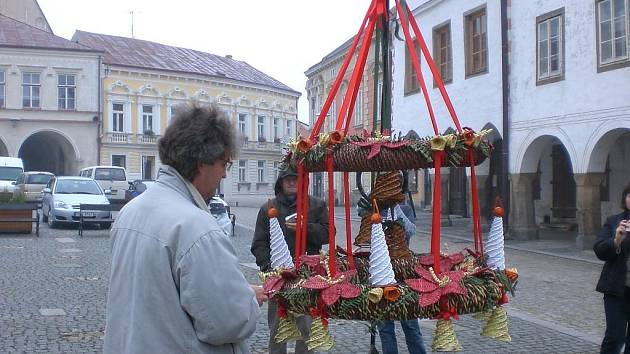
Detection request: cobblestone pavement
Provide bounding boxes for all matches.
[0,207,603,353]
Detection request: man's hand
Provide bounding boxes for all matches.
[285,222,296,231]
[614,220,629,249]
[250,285,268,306]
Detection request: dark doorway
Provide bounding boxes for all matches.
[484,138,504,219]
[448,167,467,217]
[18,131,75,175]
[551,144,576,219]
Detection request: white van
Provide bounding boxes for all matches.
[0,157,24,194]
[79,166,127,203]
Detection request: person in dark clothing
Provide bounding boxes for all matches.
[251,168,329,354]
[594,184,630,354]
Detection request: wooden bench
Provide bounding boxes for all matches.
[78,203,124,237]
[0,202,40,236]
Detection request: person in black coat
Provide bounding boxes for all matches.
[594,184,630,354]
[251,168,329,354]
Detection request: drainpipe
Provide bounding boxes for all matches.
[500,0,510,229]
[97,56,103,166]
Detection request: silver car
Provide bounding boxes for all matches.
[42,177,111,229]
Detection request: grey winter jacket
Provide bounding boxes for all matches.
[104,166,260,354]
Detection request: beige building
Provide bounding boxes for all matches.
[73,31,301,206]
[0,14,101,174]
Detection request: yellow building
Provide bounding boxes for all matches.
[73,31,300,206]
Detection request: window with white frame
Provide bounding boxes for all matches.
[286,120,293,137]
[22,72,40,108]
[112,103,125,132]
[273,118,280,142]
[257,115,266,141]
[238,113,247,137]
[597,0,628,68]
[238,160,247,182]
[257,160,265,182]
[537,10,564,83]
[111,155,126,168]
[0,70,5,108]
[142,105,154,134]
[142,155,155,180]
[58,74,76,110]
[167,105,173,125]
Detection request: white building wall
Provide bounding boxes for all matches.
[509,0,630,175]
[392,0,503,138]
[1,48,100,113]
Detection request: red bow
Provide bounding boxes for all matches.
[302,270,361,306]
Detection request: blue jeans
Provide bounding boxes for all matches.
[378,320,427,354]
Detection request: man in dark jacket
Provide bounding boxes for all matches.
[251,168,329,354]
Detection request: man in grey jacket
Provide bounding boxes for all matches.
[104,103,265,354]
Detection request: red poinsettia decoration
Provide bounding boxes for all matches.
[262,269,298,296]
[351,130,410,160]
[299,255,329,276]
[418,252,465,272]
[301,269,361,306]
[405,266,468,307]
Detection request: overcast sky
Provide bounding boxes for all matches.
[38,0,374,123]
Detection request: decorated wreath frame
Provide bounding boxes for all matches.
[260,0,519,351]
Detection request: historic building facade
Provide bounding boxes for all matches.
[0,14,101,174]
[74,31,300,207]
[390,0,630,248]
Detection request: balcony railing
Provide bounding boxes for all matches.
[103,132,160,145]
[137,134,159,144]
[104,132,131,143]
[241,140,284,152]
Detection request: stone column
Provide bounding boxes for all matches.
[509,173,539,240]
[575,173,604,250]
[468,174,490,233]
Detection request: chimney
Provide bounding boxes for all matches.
[225,54,233,59]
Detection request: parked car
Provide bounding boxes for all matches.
[208,194,235,236]
[0,157,24,195]
[124,179,156,202]
[14,171,54,202]
[42,176,111,229]
[78,166,127,204]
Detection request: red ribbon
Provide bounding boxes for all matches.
[468,149,483,255]
[431,151,444,274]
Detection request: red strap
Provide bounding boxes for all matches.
[326,155,336,278]
[336,10,377,132]
[343,172,355,269]
[294,164,304,269]
[468,150,483,255]
[310,2,376,139]
[394,0,439,135]
[406,5,462,133]
[431,151,444,274]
